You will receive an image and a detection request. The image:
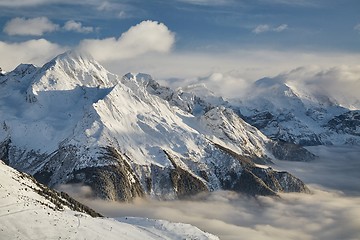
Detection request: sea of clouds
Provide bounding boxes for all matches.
[61,146,360,240]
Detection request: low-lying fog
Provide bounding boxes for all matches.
[63,146,360,240]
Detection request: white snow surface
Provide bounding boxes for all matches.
[0,161,218,240]
[0,51,272,175]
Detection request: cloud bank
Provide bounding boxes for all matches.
[3,17,96,36]
[3,17,59,36]
[274,65,360,109]
[78,20,175,61]
[70,146,360,240]
[83,189,360,240]
[0,39,66,70]
[127,52,359,106]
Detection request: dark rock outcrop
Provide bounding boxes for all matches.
[327,110,360,136]
[269,141,317,162]
[213,143,310,195]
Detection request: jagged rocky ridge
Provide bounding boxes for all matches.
[0,51,311,201]
[164,76,360,146]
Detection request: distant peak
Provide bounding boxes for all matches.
[254,77,286,88]
[178,83,216,97]
[124,72,153,82]
[9,64,38,77]
[123,72,155,87]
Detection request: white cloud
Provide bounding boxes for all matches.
[118,11,130,19]
[277,65,360,108]
[97,1,113,11]
[104,49,360,107]
[0,39,66,71]
[63,20,94,33]
[96,1,135,19]
[83,187,360,240]
[176,0,233,5]
[78,20,175,61]
[3,17,59,36]
[100,49,360,93]
[274,24,288,32]
[354,23,360,32]
[252,24,288,34]
[252,24,270,34]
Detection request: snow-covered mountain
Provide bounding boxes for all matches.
[0,51,310,201]
[225,77,360,146]
[0,160,218,240]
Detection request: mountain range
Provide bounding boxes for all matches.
[230,76,360,145]
[3,51,356,201]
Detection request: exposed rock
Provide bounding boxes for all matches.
[0,138,11,165]
[164,150,209,198]
[269,141,317,162]
[213,142,310,195]
[69,164,144,201]
[250,167,310,193]
[35,146,144,202]
[234,169,277,196]
[327,110,360,136]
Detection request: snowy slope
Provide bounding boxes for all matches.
[0,51,310,201]
[228,77,360,145]
[0,160,219,240]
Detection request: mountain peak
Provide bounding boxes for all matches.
[51,50,94,66]
[123,72,154,86]
[41,50,98,74]
[121,72,157,95]
[28,51,118,95]
[254,77,285,88]
[58,50,93,59]
[2,64,38,82]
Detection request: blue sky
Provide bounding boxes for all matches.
[1,0,359,51]
[0,0,360,96]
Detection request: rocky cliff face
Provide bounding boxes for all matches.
[326,110,360,138]
[0,51,312,201]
